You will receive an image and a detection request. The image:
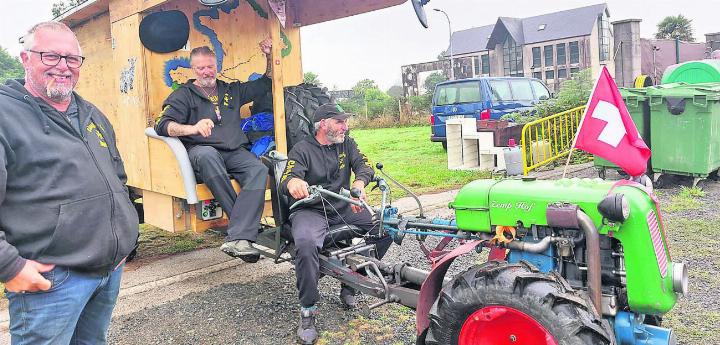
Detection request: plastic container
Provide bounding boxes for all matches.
[661,60,720,84]
[646,82,720,177]
[504,138,523,176]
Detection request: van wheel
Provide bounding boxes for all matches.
[442,142,447,151]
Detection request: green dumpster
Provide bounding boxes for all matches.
[594,87,651,178]
[646,83,720,179]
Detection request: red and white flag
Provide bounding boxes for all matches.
[574,66,651,176]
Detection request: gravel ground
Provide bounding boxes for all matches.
[107,167,720,345]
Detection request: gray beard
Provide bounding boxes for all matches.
[197,77,217,88]
[327,128,346,144]
[47,85,73,102]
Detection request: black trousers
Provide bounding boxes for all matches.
[289,206,392,307]
[188,145,268,242]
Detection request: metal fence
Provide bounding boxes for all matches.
[520,106,586,175]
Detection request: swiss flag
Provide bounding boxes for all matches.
[574,66,651,176]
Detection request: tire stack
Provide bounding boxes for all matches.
[283,83,332,151]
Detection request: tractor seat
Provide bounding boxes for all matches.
[279,222,365,248]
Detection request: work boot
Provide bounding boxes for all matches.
[339,284,358,309]
[221,240,261,263]
[297,306,318,344]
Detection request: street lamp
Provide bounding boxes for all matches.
[434,8,454,80]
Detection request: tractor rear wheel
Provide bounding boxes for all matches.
[425,261,613,345]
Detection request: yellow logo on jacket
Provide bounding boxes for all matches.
[86,122,108,148]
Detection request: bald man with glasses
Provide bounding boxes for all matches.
[0,21,139,345]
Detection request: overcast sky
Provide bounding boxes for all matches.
[2,0,715,90]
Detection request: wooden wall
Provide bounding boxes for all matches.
[69,0,303,196]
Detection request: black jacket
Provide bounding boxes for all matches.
[0,80,139,281]
[280,136,374,211]
[154,77,272,150]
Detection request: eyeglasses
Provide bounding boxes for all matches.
[26,50,85,68]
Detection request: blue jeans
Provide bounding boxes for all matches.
[6,264,124,345]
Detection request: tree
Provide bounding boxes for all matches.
[303,71,322,86]
[386,85,404,99]
[351,79,378,102]
[0,47,24,83]
[423,72,447,96]
[52,0,89,18]
[655,15,695,42]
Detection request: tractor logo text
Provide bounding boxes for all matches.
[491,201,535,212]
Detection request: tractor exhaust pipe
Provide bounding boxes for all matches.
[576,210,603,315]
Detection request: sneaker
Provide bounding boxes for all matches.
[339,284,358,309]
[297,307,318,345]
[221,240,261,263]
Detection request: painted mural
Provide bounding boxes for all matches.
[161,0,290,90]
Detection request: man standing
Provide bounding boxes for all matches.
[155,42,272,262]
[0,22,139,344]
[279,103,392,345]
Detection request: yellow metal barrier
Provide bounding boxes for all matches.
[520,106,586,175]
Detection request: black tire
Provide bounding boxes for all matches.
[425,261,613,345]
[283,83,333,151]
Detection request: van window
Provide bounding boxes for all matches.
[435,82,481,105]
[531,80,550,100]
[509,80,534,101]
[488,80,512,102]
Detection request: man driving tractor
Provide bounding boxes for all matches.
[279,103,392,344]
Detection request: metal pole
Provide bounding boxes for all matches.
[434,9,454,80]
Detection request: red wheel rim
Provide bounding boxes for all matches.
[458,306,558,345]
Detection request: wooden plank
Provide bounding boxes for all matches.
[294,0,406,27]
[71,13,117,131]
[269,14,288,154]
[58,0,110,27]
[143,190,188,232]
[148,138,187,198]
[109,0,142,23]
[110,14,153,190]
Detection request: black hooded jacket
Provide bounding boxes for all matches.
[0,80,139,282]
[154,77,272,151]
[279,135,374,211]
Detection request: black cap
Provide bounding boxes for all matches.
[313,103,352,123]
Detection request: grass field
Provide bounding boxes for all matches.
[352,126,490,198]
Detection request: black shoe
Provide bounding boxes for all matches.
[339,284,358,309]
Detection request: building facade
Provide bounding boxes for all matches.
[403,3,615,96]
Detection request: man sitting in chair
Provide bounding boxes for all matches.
[279,103,392,345]
[154,40,272,263]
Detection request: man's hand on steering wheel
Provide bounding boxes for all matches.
[350,180,367,213]
[288,177,310,200]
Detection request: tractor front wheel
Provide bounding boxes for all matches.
[425,261,613,345]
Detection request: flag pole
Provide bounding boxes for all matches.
[562,67,606,178]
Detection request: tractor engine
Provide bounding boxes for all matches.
[449,177,689,345]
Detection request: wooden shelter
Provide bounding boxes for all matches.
[58,0,406,232]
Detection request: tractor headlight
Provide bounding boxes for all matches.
[672,262,689,297]
[597,193,630,223]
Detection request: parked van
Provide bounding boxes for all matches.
[430,77,551,148]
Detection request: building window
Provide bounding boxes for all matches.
[503,36,524,77]
[545,70,555,80]
[533,71,542,79]
[532,47,541,67]
[556,43,566,65]
[598,15,611,61]
[569,41,580,64]
[557,68,567,79]
[570,67,580,75]
[481,54,490,75]
[544,45,553,66]
[473,56,480,76]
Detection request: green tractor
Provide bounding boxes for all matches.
[256,153,688,345]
